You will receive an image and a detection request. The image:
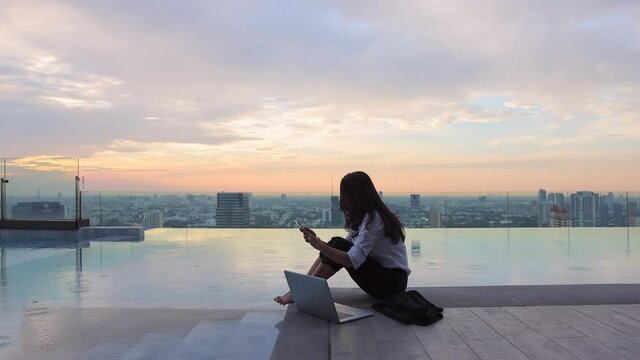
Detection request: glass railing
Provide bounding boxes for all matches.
[1,157,80,221]
[78,190,640,229]
[0,163,635,229]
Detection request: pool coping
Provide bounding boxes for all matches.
[329,283,640,308]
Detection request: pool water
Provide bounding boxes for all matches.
[0,227,638,355]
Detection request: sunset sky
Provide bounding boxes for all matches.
[1,1,639,192]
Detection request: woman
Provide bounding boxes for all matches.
[274,171,410,305]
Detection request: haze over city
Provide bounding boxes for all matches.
[1,1,639,192]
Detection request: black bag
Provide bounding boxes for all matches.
[371,290,443,326]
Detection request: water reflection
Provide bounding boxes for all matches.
[410,240,420,256]
[1,247,6,286]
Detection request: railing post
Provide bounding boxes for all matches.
[75,175,80,228]
[0,179,7,221]
[1,158,6,220]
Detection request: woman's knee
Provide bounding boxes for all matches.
[326,237,353,252]
[319,237,352,272]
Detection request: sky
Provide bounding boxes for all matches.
[1,0,639,193]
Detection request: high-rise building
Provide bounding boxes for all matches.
[11,202,65,220]
[538,202,553,227]
[280,193,287,201]
[410,194,421,208]
[216,192,250,228]
[538,189,547,202]
[547,193,565,209]
[378,191,383,199]
[598,195,609,227]
[550,205,571,227]
[322,208,332,224]
[612,203,624,227]
[570,191,597,227]
[629,202,638,218]
[143,211,164,229]
[429,208,442,228]
[330,196,343,227]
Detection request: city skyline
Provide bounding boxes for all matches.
[2,1,640,191]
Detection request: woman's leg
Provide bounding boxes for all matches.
[275,256,339,305]
[346,259,407,300]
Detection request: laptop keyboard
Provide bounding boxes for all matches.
[337,311,352,319]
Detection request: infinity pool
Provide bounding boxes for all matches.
[1,227,639,355]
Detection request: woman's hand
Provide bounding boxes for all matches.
[300,227,323,249]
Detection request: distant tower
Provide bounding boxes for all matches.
[550,205,571,227]
[378,191,384,199]
[538,202,553,227]
[216,192,250,228]
[598,195,609,227]
[281,193,287,201]
[143,211,164,229]
[547,193,565,209]
[612,203,624,227]
[629,202,638,218]
[538,189,547,202]
[429,208,442,228]
[330,196,342,227]
[570,191,597,227]
[322,208,331,224]
[410,194,421,208]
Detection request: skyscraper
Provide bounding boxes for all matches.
[550,205,571,227]
[429,208,442,228]
[547,192,565,208]
[410,194,421,208]
[538,202,553,227]
[570,191,597,227]
[612,203,624,227]
[330,196,343,227]
[143,211,164,229]
[216,192,250,228]
[598,195,609,227]
[322,208,331,224]
[629,202,638,218]
[538,189,547,202]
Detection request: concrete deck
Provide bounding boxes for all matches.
[2,284,639,360]
[272,303,640,360]
[272,284,640,360]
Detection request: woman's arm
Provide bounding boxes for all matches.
[303,229,354,268]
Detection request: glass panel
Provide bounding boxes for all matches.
[5,156,78,220]
[439,192,509,228]
[74,190,640,230]
[626,192,639,227]
[507,191,537,228]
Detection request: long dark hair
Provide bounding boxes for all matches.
[340,171,405,244]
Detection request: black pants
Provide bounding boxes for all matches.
[319,237,408,300]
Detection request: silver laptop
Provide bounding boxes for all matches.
[284,270,373,324]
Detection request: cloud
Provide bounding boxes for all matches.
[0,53,124,109]
[0,0,639,190]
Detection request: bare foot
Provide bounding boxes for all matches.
[274,291,294,305]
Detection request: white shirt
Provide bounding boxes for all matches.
[345,211,411,275]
